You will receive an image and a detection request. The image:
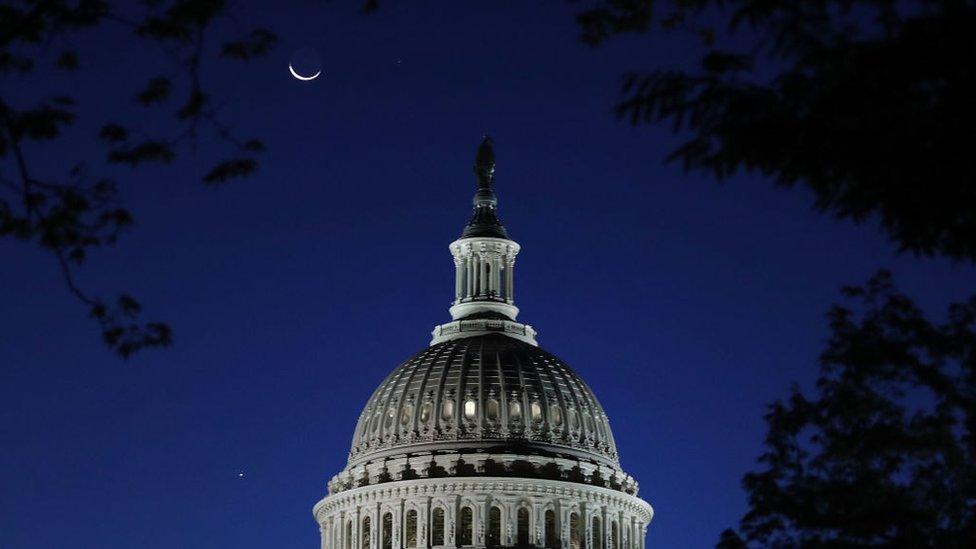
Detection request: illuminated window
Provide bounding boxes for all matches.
[509,401,522,422]
[400,404,413,426]
[464,399,477,420]
[419,402,432,424]
[442,400,455,421]
[531,402,543,423]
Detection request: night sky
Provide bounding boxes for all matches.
[2,2,973,548]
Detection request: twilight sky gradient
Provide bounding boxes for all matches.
[2,2,974,548]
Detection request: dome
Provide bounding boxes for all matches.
[348,334,619,469]
[315,139,652,549]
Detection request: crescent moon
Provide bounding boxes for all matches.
[289,64,321,81]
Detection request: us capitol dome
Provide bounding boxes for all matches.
[313,137,653,549]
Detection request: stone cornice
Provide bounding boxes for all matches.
[313,476,654,524]
[430,318,537,346]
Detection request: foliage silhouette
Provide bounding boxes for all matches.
[715,271,976,547]
[576,0,976,262]
[0,1,276,357]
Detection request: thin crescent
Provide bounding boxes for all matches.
[289,64,321,81]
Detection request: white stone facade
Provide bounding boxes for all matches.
[313,478,652,549]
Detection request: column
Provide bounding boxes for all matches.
[419,498,429,549]
[373,505,381,549]
[394,501,403,549]
[455,259,462,300]
[505,258,514,302]
[355,507,362,549]
[583,505,593,549]
[466,256,474,297]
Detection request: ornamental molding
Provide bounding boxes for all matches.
[313,476,654,525]
[430,318,537,346]
[332,450,636,497]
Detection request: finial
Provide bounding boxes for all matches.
[461,135,506,239]
[474,135,495,189]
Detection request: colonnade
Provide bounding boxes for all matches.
[320,491,648,549]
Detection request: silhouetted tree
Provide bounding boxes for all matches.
[0,1,275,356]
[576,0,976,262]
[714,271,976,547]
[571,3,976,544]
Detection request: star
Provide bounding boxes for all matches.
[238,472,245,478]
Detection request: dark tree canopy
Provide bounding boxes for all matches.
[716,271,976,547]
[0,1,275,356]
[577,0,976,262]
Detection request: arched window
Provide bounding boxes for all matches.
[464,399,477,420]
[382,512,393,549]
[545,510,557,548]
[405,510,418,548]
[531,402,543,423]
[419,402,432,425]
[486,399,500,421]
[400,404,413,427]
[459,506,474,546]
[441,399,455,421]
[611,522,619,549]
[488,506,502,547]
[384,408,395,430]
[570,513,582,549]
[591,517,602,549]
[345,520,353,549]
[517,507,530,546]
[509,401,522,422]
[431,507,445,546]
[550,405,563,426]
[362,516,372,549]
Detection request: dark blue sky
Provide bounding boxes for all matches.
[2,2,973,548]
